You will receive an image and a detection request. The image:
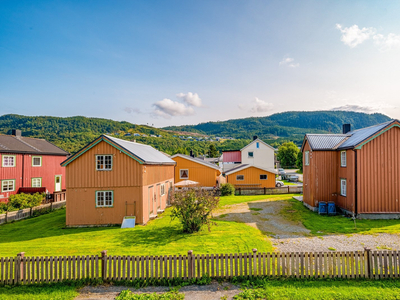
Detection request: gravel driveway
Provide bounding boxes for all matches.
[76,281,241,300]
[214,199,400,252]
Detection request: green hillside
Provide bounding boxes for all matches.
[164,111,392,144]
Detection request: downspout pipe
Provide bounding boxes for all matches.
[353,149,358,218]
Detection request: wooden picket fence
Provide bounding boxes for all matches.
[1,249,399,285]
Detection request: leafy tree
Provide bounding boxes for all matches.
[296,150,303,172]
[208,144,218,158]
[0,193,45,213]
[170,189,220,233]
[277,142,299,167]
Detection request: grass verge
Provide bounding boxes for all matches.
[0,283,80,300]
[281,199,400,235]
[219,194,300,207]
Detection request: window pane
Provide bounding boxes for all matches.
[33,157,41,166]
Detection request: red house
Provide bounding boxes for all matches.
[0,130,69,202]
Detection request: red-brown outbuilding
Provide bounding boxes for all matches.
[0,130,68,202]
[301,120,400,218]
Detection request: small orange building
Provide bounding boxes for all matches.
[225,164,277,188]
[302,120,400,218]
[61,135,175,226]
[171,154,221,187]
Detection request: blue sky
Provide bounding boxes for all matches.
[1,1,400,127]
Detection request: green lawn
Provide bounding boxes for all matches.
[235,279,400,300]
[0,284,78,300]
[219,194,299,207]
[0,199,274,257]
[281,199,400,235]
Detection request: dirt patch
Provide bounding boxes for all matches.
[76,281,240,300]
[215,199,310,239]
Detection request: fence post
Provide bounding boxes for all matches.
[30,207,33,217]
[5,212,7,223]
[364,247,372,278]
[239,188,241,195]
[16,252,25,284]
[252,248,257,276]
[50,202,53,211]
[188,250,193,279]
[264,187,266,195]
[101,250,107,281]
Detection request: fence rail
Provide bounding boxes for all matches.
[235,186,303,196]
[1,249,399,285]
[0,200,66,225]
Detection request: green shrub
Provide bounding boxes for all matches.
[170,188,220,233]
[220,183,235,196]
[1,193,45,213]
[116,290,184,300]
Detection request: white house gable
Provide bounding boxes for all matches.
[241,139,275,169]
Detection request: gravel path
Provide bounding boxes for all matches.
[214,199,400,252]
[76,281,241,300]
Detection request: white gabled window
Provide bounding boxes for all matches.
[31,178,42,187]
[340,179,347,197]
[236,175,244,181]
[304,151,310,166]
[2,155,16,167]
[160,184,165,196]
[96,191,113,207]
[96,155,112,170]
[180,169,189,179]
[2,179,15,192]
[32,156,42,167]
[341,151,347,167]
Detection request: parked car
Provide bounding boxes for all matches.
[278,168,287,180]
[287,174,299,182]
[275,180,284,187]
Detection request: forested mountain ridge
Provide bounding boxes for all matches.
[164,111,391,142]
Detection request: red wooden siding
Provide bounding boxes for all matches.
[223,151,241,163]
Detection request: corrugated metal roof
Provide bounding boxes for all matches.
[306,134,348,150]
[105,135,175,164]
[337,120,394,150]
[0,135,69,155]
[171,153,221,170]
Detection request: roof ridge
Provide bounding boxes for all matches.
[14,136,42,152]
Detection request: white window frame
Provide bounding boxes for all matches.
[96,191,113,207]
[96,155,113,171]
[248,151,254,158]
[340,179,347,197]
[160,184,165,196]
[236,175,244,181]
[2,179,15,192]
[180,169,189,179]
[305,151,310,166]
[260,174,268,180]
[32,156,42,167]
[31,177,42,187]
[2,155,16,167]
[341,151,347,167]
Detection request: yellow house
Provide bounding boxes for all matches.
[171,154,221,188]
[225,164,277,188]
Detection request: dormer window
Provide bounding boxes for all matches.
[96,155,112,170]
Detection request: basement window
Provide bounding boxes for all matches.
[96,155,112,170]
[341,151,347,167]
[236,175,244,181]
[340,179,347,197]
[96,191,113,207]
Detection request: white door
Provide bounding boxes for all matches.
[55,175,62,192]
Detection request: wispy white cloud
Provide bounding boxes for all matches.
[176,92,203,107]
[336,24,400,51]
[239,97,274,113]
[336,24,375,48]
[330,104,376,113]
[152,98,195,119]
[279,57,299,68]
[124,107,141,114]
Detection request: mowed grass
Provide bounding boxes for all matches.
[0,284,78,300]
[0,200,273,257]
[219,194,300,207]
[281,199,400,235]
[235,279,400,300]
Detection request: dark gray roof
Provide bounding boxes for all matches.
[337,120,394,150]
[305,134,348,150]
[106,136,176,164]
[0,135,68,155]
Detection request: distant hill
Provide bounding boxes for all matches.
[164,111,392,145]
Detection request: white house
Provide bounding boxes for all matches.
[240,137,275,170]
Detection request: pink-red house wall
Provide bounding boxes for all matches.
[0,153,66,202]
